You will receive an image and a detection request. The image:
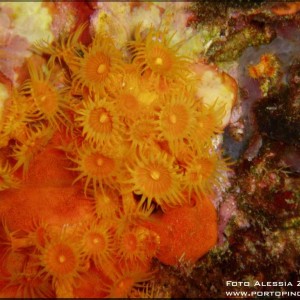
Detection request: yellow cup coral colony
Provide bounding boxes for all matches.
[0,19,237,298]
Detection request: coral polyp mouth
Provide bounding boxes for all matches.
[44,243,77,276]
[85,153,115,178]
[85,53,110,81]
[148,46,174,73]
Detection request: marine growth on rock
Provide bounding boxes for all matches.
[0,3,237,298]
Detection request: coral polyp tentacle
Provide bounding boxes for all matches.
[11,124,53,175]
[33,22,87,69]
[195,101,225,147]
[183,149,231,198]
[0,161,20,191]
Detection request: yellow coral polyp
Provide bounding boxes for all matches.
[34,22,87,70]
[155,93,198,151]
[38,232,84,296]
[0,92,34,142]
[105,268,154,298]
[7,271,54,298]
[0,161,20,191]
[116,225,151,265]
[126,151,184,209]
[76,95,121,146]
[194,102,225,147]
[112,75,145,122]
[71,144,120,194]
[78,221,115,269]
[21,62,69,128]
[92,186,120,219]
[72,34,124,95]
[12,124,53,175]
[128,27,190,86]
[183,151,230,197]
[126,117,158,153]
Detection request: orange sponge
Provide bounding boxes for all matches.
[144,196,217,266]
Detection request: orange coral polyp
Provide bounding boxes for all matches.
[33,22,87,69]
[129,28,189,86]
[160,103,189,136]
[105,268,154,298]
[84,52,110,81]
[126,117,158,152]
[147,44,174,74]
[73,35,124,94]
[184,152,230,197]
[92,186,120,219]
[38,231,85,296]
[116,226,150,264]
[0,94,33,141]
[85,153,115,178]
[195,103,225,146]
[156,94,198,151]
[12,125,53,175]
[127,151,184,209]
[32,83,59,115]
[76,96,121,146]
[80,222,115,269]
[44,243,77,276]
[118,93,140,116]
[21,62,69,128]
[71,145,119,194]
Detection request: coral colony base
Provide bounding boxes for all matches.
[0,6,237,299]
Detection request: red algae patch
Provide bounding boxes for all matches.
[145,196,218,266]
[0,141,93,232]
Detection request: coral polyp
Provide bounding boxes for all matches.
[195,102,225,146]
[156,93,198,151]
[38,231,84,297]
[70,144,120,194]
[76,95,121,146]
[104,267,154,298]
[0,93,34,143]
[112,75,145,122]
[20,62,69,128]
[73,34,124,95]
[127,151,184,209]
[183,150,230,198]
[78,220,115,269]
[92,186,120,219]
[128,27,191,86]
[126,117,158,153]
